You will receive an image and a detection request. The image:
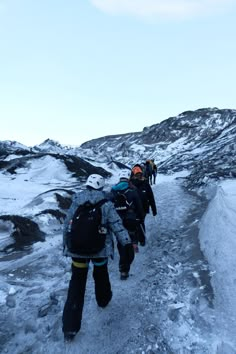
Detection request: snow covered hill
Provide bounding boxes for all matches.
[1,108,236,187]
[78,107,236,189]
[1,176,236,353]
[0,107,236,353]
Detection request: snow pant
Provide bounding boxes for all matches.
[117,241,135,273]
[147,174,152,185]
[62,257,112,334]
[152,172,156,184]
[145,170,152,185]
[137,221,146,245]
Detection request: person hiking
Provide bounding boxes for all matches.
[152,160,157,184]
[144,160,153,185]
[62,174,134,342]
[110,170,145,280]
[130,166,157,246]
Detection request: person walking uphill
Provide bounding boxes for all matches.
[130,166,157,246]
[110,170,145,280]
[62,174,134,342]
[144,160,153,185]
[152,161,157,184]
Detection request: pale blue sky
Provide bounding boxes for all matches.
[0,0,236,147]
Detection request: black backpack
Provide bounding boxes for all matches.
[113,191,137,232]
[66,199,107,255]
[114,191,131,213]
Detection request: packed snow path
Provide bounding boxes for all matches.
[1,177,234,353]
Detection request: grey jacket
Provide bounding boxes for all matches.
[63,188,132,258]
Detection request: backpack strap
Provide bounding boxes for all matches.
[123,189,134,208]
[94,199,108,227]
[94,198,108,208]
[75,199,108,221]
[81,198,107,210]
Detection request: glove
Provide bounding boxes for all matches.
[124,243,135,264]
[152,210,157,217]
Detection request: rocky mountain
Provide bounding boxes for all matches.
[0,107,236,256]
[1,107,236,188]
[1,107,236,353]
[79,107,236,189]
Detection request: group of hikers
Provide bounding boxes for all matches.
[62,162,157,342]
[139,159,157,185]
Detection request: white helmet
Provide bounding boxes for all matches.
[85,174,105,190]
[119,170,131,180]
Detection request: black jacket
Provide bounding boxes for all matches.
[130,177,157,216]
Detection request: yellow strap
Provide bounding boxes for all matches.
[72,260,88,268]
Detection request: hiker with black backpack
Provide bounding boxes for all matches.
[62,174,134,342]
[130,166,157,246]
[110,170,145,280]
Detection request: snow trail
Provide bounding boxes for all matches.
[0,178,220,353]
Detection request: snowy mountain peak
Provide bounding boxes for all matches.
[0,140,30,154]
[33,138,66,153]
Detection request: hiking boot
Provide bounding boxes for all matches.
[139,239,146,246]
[64,332,77,342]
[120,272,129,280]
[98,291,113,308]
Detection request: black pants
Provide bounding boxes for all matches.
[137,221,146,245]
[117,242,134,273]
[152,173,156,184]
[62,258,112,334]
